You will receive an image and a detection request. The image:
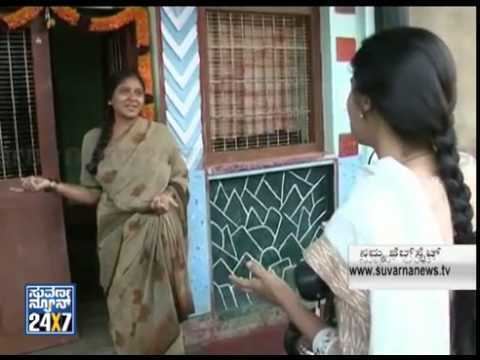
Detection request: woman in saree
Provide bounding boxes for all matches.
[16,70,194,354]
[231,27,476,355]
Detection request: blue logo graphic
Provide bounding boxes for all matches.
[25,284,76,336]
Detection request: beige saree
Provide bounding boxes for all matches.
[80,118,194,354]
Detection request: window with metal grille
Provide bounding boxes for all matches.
[0,29,41,180]
[205,9,314,153]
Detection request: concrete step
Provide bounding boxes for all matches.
[193,323,288,355]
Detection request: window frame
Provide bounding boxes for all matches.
[197,6,324,167]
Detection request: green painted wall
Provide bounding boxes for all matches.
[50,22,105,184]
[209,163,335,313]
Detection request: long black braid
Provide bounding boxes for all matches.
[351,27,475,355]
[433,126,474,242]
[85,106,115,175]
[433,125,475,355]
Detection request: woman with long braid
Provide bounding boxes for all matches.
[231,27,476,355]
[16,70,194,354]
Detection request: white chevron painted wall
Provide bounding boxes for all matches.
[159,7,211,315]
[161,6,203,170]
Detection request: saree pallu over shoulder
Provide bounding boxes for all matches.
[304,235,370,355]
[94,118,194,354]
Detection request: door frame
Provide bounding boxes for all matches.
[32,17,62,179]
[0,17,75,354]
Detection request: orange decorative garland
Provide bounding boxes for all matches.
[88,7,136,32]
[50,7,149,47]
[1,6,155,121]
[138,54,153,95]
[142,103,155,121]
[0,7,43,29]
[50,7,80,26]
[133,7,150,48]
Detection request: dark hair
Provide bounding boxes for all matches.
[351,27,475,355]
[86,69,145,175]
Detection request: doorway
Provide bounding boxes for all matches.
[0,8,138,353]
[48,17,136,351]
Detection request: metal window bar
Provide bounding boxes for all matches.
[241,14,248,149]
[249,14,257,144]
[302,19,310,143]
[7,32,23,177]
[291,16,301,143]
[22,30,38,175]
[0,30,41,180]
[218,13,226,151]
[0,104,6,178]
[229,13,237,149]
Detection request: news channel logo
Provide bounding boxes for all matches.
[25,284,76,336]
